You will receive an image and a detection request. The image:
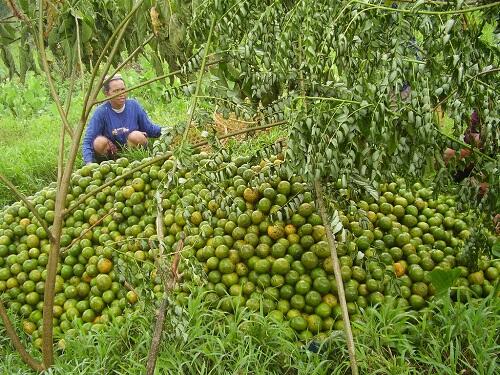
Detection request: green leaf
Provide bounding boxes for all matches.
[429,268,461,298]
[492,241,500,258]
[81,21,93,44]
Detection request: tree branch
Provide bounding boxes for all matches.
[90,59,222,106]
[295,96,364,105]
[36,1,74,139]
[181,16,216,145]
[109,34,155,79]
[39,2,147,369]
[193,120,287,149]
[83,0,146,119]
[314,179,358,375]
[146,191,183,375]
[5,0,29,23]
[74,13,85,97]
[432,68,500,112]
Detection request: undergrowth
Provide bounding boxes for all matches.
[0,114,64,207]
[1,290,498,374]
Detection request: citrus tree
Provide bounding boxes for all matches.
[187,0,499,250]
[189,0,498,189]
[183,0,499,372]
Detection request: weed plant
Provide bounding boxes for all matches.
[1,289,498,374]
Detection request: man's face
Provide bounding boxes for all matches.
[106,79,127,109]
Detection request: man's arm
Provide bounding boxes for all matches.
[135,100,162,138]
[82,109,105,164]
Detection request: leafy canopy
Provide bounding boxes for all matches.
[0,0,192,77]
[187,0,498,215]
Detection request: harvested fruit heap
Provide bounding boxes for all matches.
[0,150,499,345]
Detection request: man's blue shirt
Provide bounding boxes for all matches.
[82,99,161,163]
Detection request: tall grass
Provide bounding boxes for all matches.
[325,292,500,374]
[0,114,63,207]
[2,290,498,374]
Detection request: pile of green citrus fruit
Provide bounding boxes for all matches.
[0,150,498,345]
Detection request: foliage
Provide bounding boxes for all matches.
[0,1,499,372]
[0,71,49,116]
[0,0,195,80]
[225,126,288,157]
[186,0,499,217]
[342,292,500,374]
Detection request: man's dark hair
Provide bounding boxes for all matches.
[102,75,124,94]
